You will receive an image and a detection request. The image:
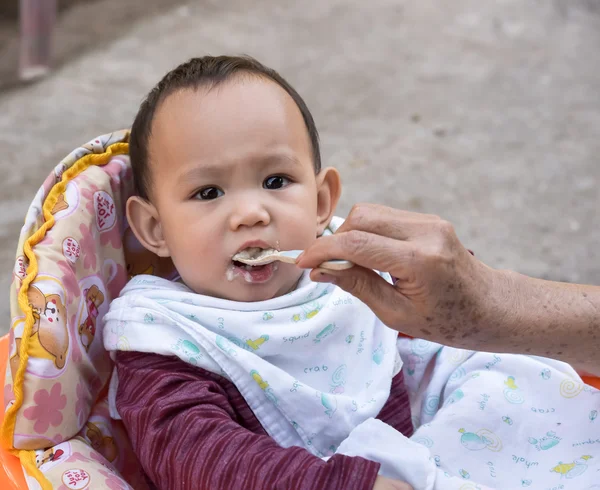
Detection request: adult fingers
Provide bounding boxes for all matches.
[298,230,416,277]
[336,203,442,240]
[310,265,412,330]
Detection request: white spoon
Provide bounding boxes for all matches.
[233,249,353,271]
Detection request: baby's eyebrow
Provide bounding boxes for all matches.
[175,153,302,183]
[261,154,302,168]
[176,164,224,183]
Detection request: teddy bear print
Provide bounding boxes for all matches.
[78,285,105,352]
[35,447,64,468]
[26,286,69,369]
[85,422,118,462]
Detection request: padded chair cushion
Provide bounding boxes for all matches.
[2,131,170,488]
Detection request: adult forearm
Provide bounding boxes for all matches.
[477,268,600,373]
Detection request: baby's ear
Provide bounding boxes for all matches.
[126,196,170,257]
[315,167,342,235]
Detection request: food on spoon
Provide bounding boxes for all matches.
[233,247,277,264]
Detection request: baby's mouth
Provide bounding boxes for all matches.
[230,247,278,284]
[231,247,276,269]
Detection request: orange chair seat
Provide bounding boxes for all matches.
[0,334,28,489]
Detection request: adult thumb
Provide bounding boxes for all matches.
[311,265,408,329]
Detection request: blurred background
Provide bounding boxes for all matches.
[0,0,599,334]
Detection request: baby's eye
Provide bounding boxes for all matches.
[195,187,224,200]
[263,176,290,190]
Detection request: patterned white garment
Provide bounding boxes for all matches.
[349,338,600,489]
[103,269,401,459]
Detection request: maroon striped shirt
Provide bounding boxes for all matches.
[115,351,413,490]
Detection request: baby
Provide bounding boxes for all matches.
[105,56,600,490]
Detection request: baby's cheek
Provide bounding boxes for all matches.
[288,225,320,250]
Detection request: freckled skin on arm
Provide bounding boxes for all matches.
[486,270,600,375]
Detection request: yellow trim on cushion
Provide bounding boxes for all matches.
[1,141,128,487]
[20,449,51,490]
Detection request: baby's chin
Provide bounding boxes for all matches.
[182,270,302,303]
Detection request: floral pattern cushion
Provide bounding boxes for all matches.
[2,131,174,489]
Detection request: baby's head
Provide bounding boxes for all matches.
[127,56,341,302]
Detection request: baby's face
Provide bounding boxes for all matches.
[145,77,333,302]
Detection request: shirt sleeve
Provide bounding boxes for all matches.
[115,351,381,490]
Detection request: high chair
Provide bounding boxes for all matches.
[0,130,168,489]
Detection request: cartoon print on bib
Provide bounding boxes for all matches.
[528,431,561,451]
[224,333,255,352]
[459,428,502,452]
[559,378,584,398]
[320,392,337,418]
[172,339,204,365]
[444,389,465,406]
[405,339,433,376]
[503,376,525,404]
[246,335,269,351]
[313,323,337,344]
[292,301,323,322]
[250,370,278,405]
[330,364,347,394]
[423,395,440,415]
[216,335,237,356]
[372,342,386,365]
[550,455,592,479]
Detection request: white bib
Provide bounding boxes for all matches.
[104,270,400,457]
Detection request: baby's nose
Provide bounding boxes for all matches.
[229,200,271,230]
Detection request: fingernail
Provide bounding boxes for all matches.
[313,268,337,284]
[295,251,304,263]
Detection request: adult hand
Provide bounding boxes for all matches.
[298,203,600,377]
[297,203,504,347]
[373,475,414,490]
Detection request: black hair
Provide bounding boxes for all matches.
[129,55,321,200]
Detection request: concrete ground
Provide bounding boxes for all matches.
[0,0,599,334]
